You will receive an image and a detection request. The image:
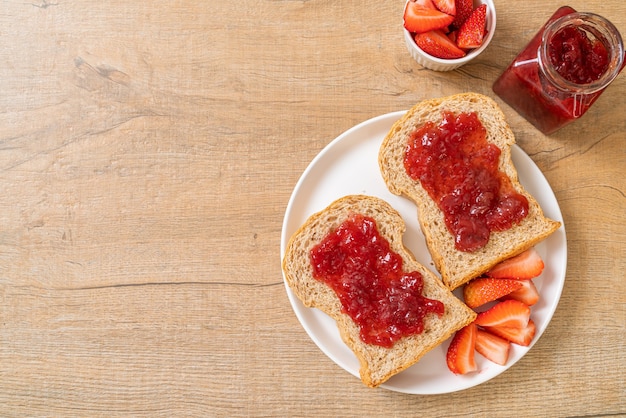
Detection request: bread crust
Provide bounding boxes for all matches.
[378,93,561,290]
[282,195,476,388]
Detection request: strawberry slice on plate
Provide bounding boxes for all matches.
[450,0,474,30]
[414,30,466,59]
[475,300,531,328]
[463,277,523,308]
[446,323,477,374]
[475,328,511,366]
[432,0,456,15]
[487,248,545,280]
[502,279,540,306]
[404,1,455,33]
[456,3,487,49]
[484,319,537,346]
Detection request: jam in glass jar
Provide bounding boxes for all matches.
[492,6,625,135]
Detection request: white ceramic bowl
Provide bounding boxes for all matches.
[403,0,496,71]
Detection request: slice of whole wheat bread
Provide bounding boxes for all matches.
[378,93,561,290]
[282,194,476,388]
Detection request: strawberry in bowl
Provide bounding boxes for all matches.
[403,0,496,71]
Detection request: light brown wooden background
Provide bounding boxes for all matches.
[0,1,624,416]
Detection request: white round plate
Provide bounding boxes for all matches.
[280,111,567,394]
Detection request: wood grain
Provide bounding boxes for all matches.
[0,0,624,416]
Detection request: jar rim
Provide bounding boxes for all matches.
[538,12,625,93]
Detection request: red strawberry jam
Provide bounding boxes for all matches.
[403,111,529,252]
[310,213,444,348]
[549,25,609,84]
[493,7,624,134]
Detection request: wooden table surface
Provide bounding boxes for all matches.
[1,1,624,416]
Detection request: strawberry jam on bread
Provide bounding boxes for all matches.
[282,195,476,387]
[378,93,561,290]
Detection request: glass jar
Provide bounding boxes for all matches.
[492,6,625,135]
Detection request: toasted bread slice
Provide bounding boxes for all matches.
[282,195,476,388]
[379,93,561,290]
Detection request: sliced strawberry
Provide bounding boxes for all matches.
[456,4,487,49]
[432,0,456,15]
[475,300,530,329]
[486,248,545,280]
[463,277,523,309]
[404,2,455,34]
[446,323,477,374]
[414,30,466,59]
[475,328,511,366]
[450,0,474,30]
[484,319,537,346]
[502,279,540,306]
[447,30,457,44]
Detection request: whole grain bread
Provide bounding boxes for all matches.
[282,194,476,388]
[378,93,561,290]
